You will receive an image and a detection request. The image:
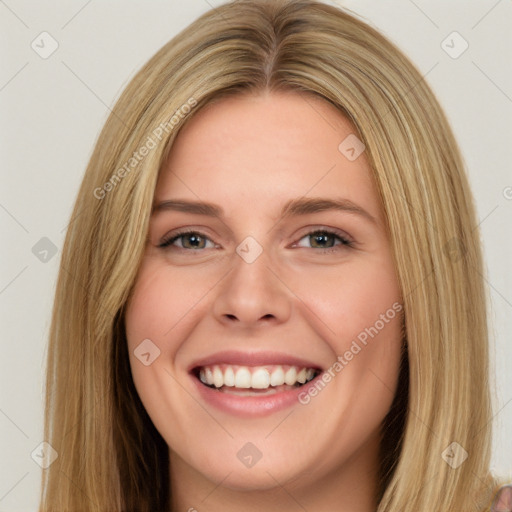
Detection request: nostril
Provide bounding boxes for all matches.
[222,313,276,322]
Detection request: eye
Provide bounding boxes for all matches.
[158,230,216,250]
[294,229,353,250]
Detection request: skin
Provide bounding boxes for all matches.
[124,91,404,512]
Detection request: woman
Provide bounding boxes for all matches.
[39,0,510,510]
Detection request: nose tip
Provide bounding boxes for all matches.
[212,254,292,327]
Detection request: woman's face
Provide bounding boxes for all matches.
[125,91,403,498]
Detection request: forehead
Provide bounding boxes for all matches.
[155,91,380,222]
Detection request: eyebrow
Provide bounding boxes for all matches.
[153,199,222,216]
[153,197,377,225]
[281,197,377,224]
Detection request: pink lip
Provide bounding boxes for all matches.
[188,350,324,417]
[191,372,322,417]
[188,350,323,372]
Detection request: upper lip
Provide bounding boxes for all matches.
[188,350,324,373]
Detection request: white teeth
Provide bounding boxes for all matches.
[270,367,285,386]
[235,367,251,388]
[251,368,270,389]
[197,364,317,390]
[213,366,224,388]
[224,366,235,387]
[284,367,297,385]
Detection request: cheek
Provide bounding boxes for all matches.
[123,262,212,444]
[290,252,403,411]
[125,260,214,347]
[298,285,403,469]
[287,251,402,346]
[124,262,198,399]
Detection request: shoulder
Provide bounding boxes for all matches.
[491,484,512,512]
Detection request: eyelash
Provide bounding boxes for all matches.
[158,228,354,253]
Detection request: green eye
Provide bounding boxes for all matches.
[159,231,214,250]
[296,230,352,250]
[309,232,336,248]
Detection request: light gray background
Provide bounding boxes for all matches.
[1,0,511,509]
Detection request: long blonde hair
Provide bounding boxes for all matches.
[39,1,506,510]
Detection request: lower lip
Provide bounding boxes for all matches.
[191,373,321,417]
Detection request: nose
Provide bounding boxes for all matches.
[212,248,292,328]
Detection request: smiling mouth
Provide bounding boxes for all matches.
[193,364,320,395]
